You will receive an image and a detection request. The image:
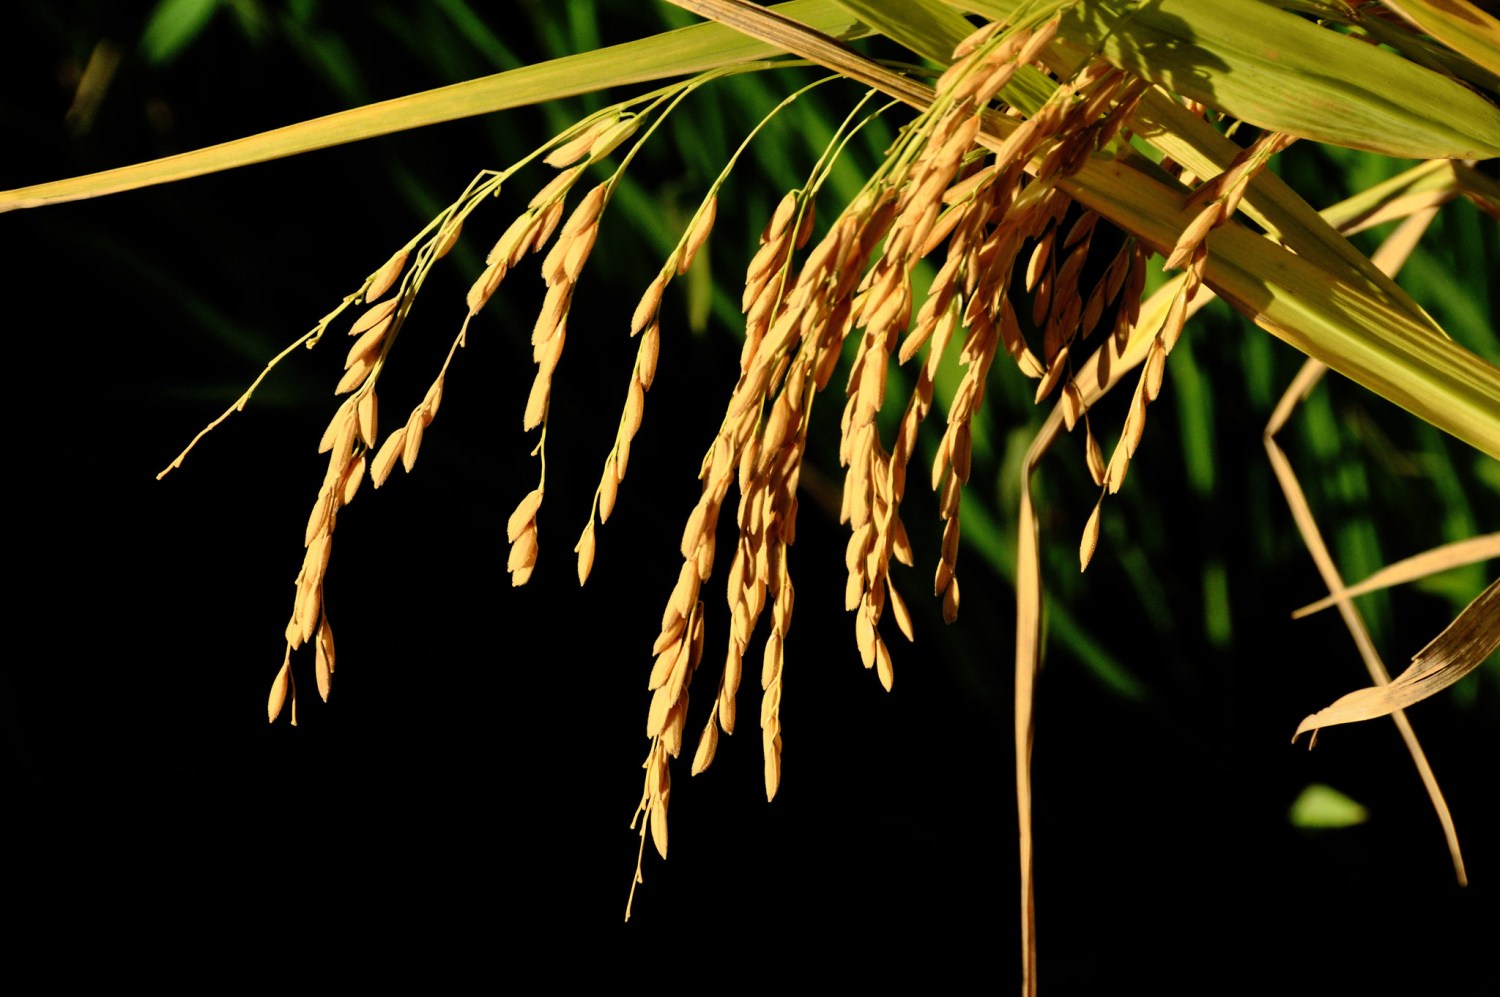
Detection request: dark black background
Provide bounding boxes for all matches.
[4,3,1496,990]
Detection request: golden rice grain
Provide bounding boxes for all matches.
[305,485,332,547]
[536,323,567,375]
[563,222,598,282]
[433,218,462,260]
[653,614,687,658]
[1164,202,1222,272]
[755,626,782,690]
[953,18,1002,59]
[1033,345,1070,403]
[1018,15,1061,66]
[649,792,668,860]
[508,488,545,542]
[646,681,675,741]
[489,212,532,267]
[523,371,550,431]
[970,59,1021,107]
[267,652,291,722]
[318,397,356,454]
[371,427,406,488]
[334,358,371,396]
[616,432,635,483]
[942,574,961,624]
[1060,383,1084,432]
[328,418,358,476]
[357,390,378,448]
[507,523,538,575]
[632,274,667,336]
[693,527,717,584]
[936,57,971,97]
[531,199,567,260]
[762,727,782,801]
[1085,424,1106,486]
[1105,441,1131,494]
[720,653,741,735]
[1123,385,1148,458]
[645,647,679,712]
[678,196,716,276]
[467,260,505,316]
[767,190,799,242]
[529,165,582,210]
[567,183,609,236]
[1144,337,1167,401]
[402,409,425,473]
[889,581,914,642]
[638,324,661,389]
[315,615,334,702]
[855,609,876,667]
[874,638,893,691]
[599,457,620,522]
[623,374,646,441]
[543,123,602,168]
[1161,286,1190,357]
[341,453,366,506]
[587,113,640,162]
[367,249,408,302]
[344,325,384,371]
[1080,500,1102,572]
[350,297,400,336]
[422,377,444,420]
[691,717,718,776]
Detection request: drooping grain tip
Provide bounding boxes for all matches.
[1080,500,1102,572]
[268,652,291,722]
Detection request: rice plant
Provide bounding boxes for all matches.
[7,0,1497,988]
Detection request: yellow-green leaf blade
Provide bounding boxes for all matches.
[1293,534,1500,619]
[1383,0,1500,78]
[956,0,1500,158]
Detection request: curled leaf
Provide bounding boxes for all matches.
[1295,579,1500,741]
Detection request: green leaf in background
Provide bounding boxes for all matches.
[1288,783,1370,829]
[142,0,224,66]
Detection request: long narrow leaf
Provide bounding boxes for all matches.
[1293,534,1500,618]
[0,0,870,212]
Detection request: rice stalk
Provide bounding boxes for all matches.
[22,1,1491,986]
